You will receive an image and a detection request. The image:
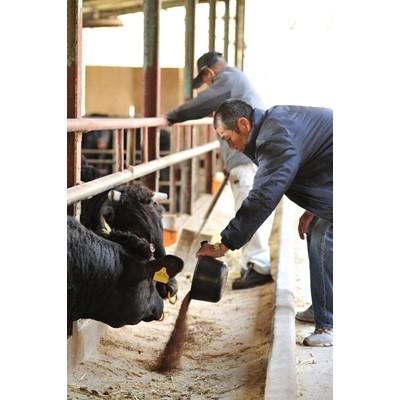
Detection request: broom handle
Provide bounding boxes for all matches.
[203,173,230,221]
[195,174,230,239]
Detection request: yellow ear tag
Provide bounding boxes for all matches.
[153,267,169,284]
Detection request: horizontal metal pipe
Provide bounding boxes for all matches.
[67,140,220,205]
[67,117,213,132]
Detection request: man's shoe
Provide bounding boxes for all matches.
[295,306,315,323]
[232,266,273,290]
[303,328,333,347]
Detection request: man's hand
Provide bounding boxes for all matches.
[298,211,315,240]
[160,114,174,126]
[196,242,229,258]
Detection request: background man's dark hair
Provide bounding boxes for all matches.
[214,99,254,131]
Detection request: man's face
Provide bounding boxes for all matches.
[201,68,216,87]
[215,117,251,152]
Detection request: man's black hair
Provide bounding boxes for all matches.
[213,99,254,131]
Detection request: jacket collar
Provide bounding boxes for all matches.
[244,108,267,160]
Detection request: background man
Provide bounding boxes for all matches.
[167,51,274,290]
[197,99,333,347]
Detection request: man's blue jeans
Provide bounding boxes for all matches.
[307,217,333,329]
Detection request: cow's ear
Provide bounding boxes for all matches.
[148,255,184,281]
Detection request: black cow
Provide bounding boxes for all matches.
[79,165,178,299]
[68,216,183,327]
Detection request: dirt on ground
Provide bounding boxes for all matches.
[68,187,280,400]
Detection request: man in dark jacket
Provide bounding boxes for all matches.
[167,51,275,290]
[196,99,333,347]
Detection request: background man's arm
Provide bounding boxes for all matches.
[167,75,231,123]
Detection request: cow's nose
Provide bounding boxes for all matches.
[158,312,165,321]
[142,300,164,322]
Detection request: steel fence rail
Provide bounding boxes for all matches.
[67,140,220,205]
[67,117,213,132]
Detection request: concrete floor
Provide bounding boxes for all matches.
[291,203,333,400]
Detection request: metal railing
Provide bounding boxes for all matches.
[67,117,219,215]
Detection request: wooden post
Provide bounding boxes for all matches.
[224,0,230,60]
[235,0,245,69]
[182,0,197,214]
[143,0,160,191]
[209,0,216,51]
[181,126,194,214]
[169,127,177,213]
[114,129,124,172]
[184,0,196,101]
[204,125,213,194]
[67,0,82,217]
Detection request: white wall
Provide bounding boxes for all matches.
[244,0,333,108]
[82,1,333,111]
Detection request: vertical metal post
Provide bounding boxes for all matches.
[224,0,230,60]
[126,129,132,167]
[209,0,216,51]
[141,127,149,163]
[191,127,198,202]
[182,0,196,214]
[204,125,213,194]
[235,0,245,69]
[169,127,177,213]
[184,0,196,101]
[181,126,194,214]
[67,0,82,217]
[113,129,124,172]
[143,0,160,191]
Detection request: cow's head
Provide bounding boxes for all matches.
[98,255,184,328]
[98,184,166,258]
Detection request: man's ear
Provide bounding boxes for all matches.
[237,117,251,135]
[147,255,184,282]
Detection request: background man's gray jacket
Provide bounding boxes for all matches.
[167,66,265,171]
[221,106,333,250]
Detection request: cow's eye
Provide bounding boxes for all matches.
[102,206,114,223]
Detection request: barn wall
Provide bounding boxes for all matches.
[85,66,184,117]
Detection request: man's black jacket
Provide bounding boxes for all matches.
[221,106,333,250]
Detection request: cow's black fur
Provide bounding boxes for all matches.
[79,165,179,300]
[68,216,183,328]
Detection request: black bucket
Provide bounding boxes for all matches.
[190,256,228,302]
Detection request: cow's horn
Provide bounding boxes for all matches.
[108,190,122,202]
[152,192,168,201]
